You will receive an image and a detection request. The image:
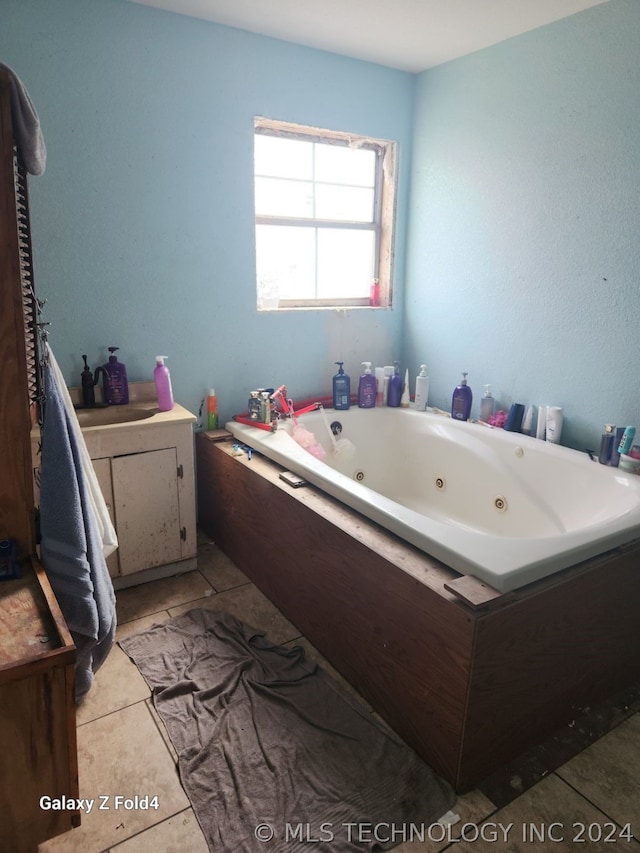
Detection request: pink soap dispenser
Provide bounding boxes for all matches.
[154,356,174,411]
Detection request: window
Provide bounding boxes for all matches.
[254,118,397,310]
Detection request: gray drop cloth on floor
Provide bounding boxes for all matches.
[119,609,455,853]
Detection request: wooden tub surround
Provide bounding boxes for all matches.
[197,433,640,792]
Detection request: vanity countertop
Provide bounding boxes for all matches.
[32,381,196,435]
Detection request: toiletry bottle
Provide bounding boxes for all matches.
[479,385,494,422]
[451,372,472,421]
[387,361,403,407]
[81,355,95,407]
[154,356,174,412]
[598,424,616,464]
[332,362,351,410]
[504,403,525,432]
[369,278,380,307]
[414,365,429,411]
[382,365,393,405]
[400,369,410,407]
[103,346,129,405]
[618,426,636,456]
[611,427,625,467]
[358,362,376,408]
[207,388,218,430]
[545,406,564,444]
[375,367,385,406]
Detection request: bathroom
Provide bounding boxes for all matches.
[2,0,640,849]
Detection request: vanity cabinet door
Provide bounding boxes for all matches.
[111,447,182,575]
[91,456,120,578]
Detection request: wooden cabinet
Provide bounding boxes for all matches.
[31,394,198,586]
[75,400,197,587]
[0,561,79,853]
[0,68,79,851]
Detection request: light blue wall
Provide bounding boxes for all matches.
[404,0,640,450]
[1,0,413,423]
[3,0,638,450]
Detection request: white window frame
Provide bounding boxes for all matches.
[254,117,397,310]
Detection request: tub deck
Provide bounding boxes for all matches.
[197,433,640,791]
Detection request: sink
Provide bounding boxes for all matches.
[75,404,158,428]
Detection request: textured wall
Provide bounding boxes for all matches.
[404,0,639,450]
[1,0,414,423]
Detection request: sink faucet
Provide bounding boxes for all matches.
[92,364,110,404]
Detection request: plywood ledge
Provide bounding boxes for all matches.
[444,575,513,610]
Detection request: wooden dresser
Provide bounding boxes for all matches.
[0,68,80,851]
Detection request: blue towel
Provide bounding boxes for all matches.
[39,355,116,701]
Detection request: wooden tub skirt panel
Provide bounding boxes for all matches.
[196,434,640,792]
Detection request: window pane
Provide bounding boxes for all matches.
[255,177,314,218]
[317,228,375,300]
[314,143,376,187]
[315,183,374,222]
[256,224,316,308]
[254,135,312,180]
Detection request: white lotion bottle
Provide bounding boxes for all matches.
[414,364,429,411]
[546,406,564,444]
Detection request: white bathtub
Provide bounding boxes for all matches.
[226,408,640,592]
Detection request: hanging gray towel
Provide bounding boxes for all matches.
[39,347,116,701]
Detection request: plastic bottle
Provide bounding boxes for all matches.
[332,362,351,410]
[545,406,564,444]
[358,362,376,408]
[387,361,403,408]
[103,346,129,405]
[618,426,636,455]
[414,365,429,411]
[154,356,174,412]
[451,372,472,421]
[382,366,393,405]
[375,367,385,406]
[598,423,616,464]
[207,388,219,431]
[400,369,410,407]
[479,385,494,422]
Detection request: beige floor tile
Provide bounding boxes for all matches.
[77,615,170,725]
[110,807,209,852]
[76,645,150,726]
[390,789,495,853]
[556,713,640,832]
[115,570,213,624]
[146,697,178,763]
[197,540,250,591]
[39,703,189,852]
[453,773,640,853]
[168,582,300,645]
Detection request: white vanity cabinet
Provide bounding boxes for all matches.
[32,388,198,588]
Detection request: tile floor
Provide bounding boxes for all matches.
[38,535,640,853]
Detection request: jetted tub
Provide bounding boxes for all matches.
[226,407,640,592]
